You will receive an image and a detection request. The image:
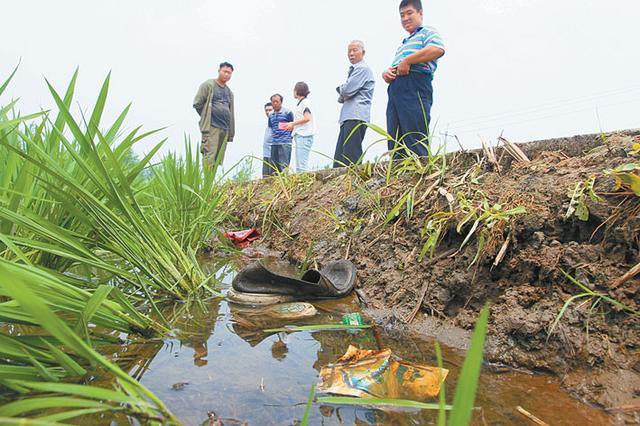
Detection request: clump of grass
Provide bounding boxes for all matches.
[418,191,526,266]
[547,269,640,340]
[309,207,365,234]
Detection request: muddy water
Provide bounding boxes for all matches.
[107,259,612,425]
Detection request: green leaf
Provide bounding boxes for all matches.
[42,340,87,377]
[0,112,45,131]
[0,417,68,426]
[0,61,20,97]
[13,381,154,407]
[364,122,391,139]
[300,383,316,426]
[317,396,452,411]
[74,285,112,337]
[0,396,106,417]
[435,342,447,426]
[575,201,590,221]
[448,304,490,426]
[264,324,371,333]
[36,408,111,423]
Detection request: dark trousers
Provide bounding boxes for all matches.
[386,72,433,158]
[270,145,292,173]
[333,120,367,168]
[262,157,275,177]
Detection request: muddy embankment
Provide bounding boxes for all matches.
[224,130,640,420]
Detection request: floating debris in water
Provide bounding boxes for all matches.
[318,345,448,400]
[171,381,189,391]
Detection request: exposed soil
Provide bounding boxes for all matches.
[223,130,640,423]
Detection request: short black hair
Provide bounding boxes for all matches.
[264,102,273,108]
[399,0,422,11]
[219,62,234,71]
[270,94,283,103]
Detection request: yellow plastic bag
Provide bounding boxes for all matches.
[318,345,448,400]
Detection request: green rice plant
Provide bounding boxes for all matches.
[416,191,525,266]
[0,262,179,424]
[228,157,256,184]
[0,259,162,337]
[299,242,317,273]
[356,183,386,222]
[391,141,446,180]
[1,72,218,300]
[1,70,156,271]
[143,139,227,251]
[547,270,640,339]
[565,176,603,221]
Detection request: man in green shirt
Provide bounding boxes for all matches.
[193,62,236,168]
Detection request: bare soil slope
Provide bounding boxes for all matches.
[226,130,640,416]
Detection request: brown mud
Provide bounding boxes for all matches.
[223,130,640,423]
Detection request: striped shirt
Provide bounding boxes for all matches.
[267,108,294,145]
[391,26,445,76]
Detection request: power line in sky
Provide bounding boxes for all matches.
[443,86,640,130]
[443,96,640,136]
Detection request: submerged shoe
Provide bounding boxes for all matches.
[300,260,356,297]
[232,259,356,298]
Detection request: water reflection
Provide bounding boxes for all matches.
[98,258,612,426]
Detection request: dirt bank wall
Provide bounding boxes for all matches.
[226,129,640,415]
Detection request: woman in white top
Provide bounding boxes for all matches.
[285,82,315,172]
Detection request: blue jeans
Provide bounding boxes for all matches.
[294,134,314,172]
[386,72,433,158]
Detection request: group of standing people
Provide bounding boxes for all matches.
[261,83,316,175]
[193,0,445,175]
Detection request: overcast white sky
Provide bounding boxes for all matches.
[2,0,639,172]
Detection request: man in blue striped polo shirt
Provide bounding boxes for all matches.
[383,0,445,158]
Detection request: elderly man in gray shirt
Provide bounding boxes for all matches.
[333,40,376,168]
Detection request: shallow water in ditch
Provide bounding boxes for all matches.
[97,258,612,425]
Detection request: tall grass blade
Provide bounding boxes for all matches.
[448,304,489,426]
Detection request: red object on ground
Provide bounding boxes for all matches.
[224,228,262,249]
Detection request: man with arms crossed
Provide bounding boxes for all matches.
[383,0,445,157]
[193,62,236,168]
[333,40,375,168]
